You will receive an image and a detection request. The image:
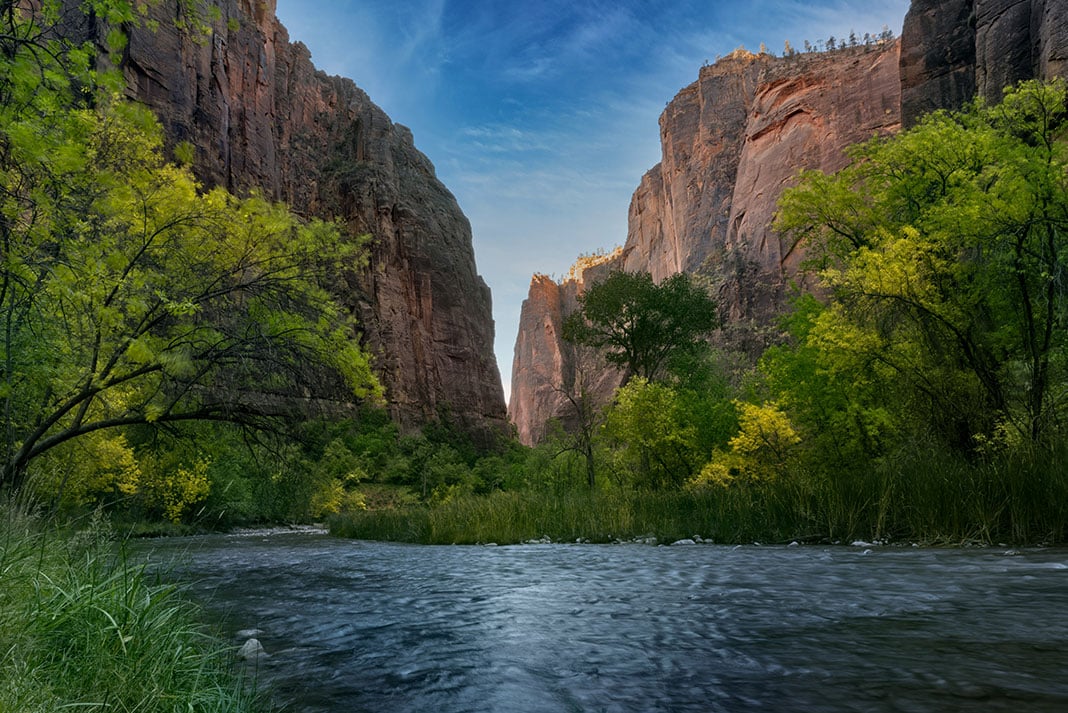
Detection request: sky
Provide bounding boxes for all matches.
[273,0,911,403]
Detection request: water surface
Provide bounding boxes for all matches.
[141,534,1068,712]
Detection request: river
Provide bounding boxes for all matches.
[139,532,1068,712]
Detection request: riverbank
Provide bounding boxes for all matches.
[329,459,1068,546]
[0,503,264,713]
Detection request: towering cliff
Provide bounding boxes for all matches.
[78,0,507,438]
[901,0,1068,125]
[509,44,902,444]
[511,0,1068,446]
[510,252,626,446]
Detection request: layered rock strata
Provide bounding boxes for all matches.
[68,0,507,438]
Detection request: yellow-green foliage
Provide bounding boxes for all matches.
[603,378,701,488]
[29,433,141,507]
[136,458,211,523]
[776,79,1068,450]
[692,401,799,487]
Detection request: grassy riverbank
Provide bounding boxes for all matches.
[330,452,1068,546]
[0,504,262,713]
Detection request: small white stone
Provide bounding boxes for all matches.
[671,538,697,546]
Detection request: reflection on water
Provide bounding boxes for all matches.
[139,534,1068,712]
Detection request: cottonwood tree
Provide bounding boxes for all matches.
[0,2,381,492]
[561,271,719,385]
[777,80,1068,450]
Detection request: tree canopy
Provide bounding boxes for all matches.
[561,270,719,383]
[776,79,1068,451]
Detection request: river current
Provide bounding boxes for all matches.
[140,532,1068,712]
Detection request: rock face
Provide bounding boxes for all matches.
[509,252,626,446]
[96,0,507,438]
[511,0,1068,446]
[508,45,902,444]
[901,0,1068,125]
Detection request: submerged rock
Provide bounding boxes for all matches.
[239,638,269,661]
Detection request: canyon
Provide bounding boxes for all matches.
[510,0,1068,446]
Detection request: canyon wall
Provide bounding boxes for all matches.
[509,44,902,444]
[510,252,626,446]
[901,0,1068,125]
[89,0,508,438]
[511,0,1068,446]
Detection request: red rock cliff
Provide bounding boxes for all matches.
[511,0,1068,446]
[70,0,507,438]
[509,45,902,444]
[509,251,626,446]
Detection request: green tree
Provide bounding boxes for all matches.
[562,271,719,383]
[602,378,702,489]
[0,3,381,492]
[777,80,1068,450]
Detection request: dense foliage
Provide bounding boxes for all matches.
[0,1,383,517]
[562,270,719,382]
[778,79,1068,454]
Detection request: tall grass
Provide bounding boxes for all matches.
[0,503,263,713]
[331,447,1068,546]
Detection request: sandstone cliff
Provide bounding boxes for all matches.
[509,44,902,444]
[511,0,1068,446]
[73,0,507,438]
[510,252,626,446]
[901,0,1068,125]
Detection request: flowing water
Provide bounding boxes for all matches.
[140,532,1068,712]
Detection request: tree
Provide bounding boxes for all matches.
[602,378,701,489]
[777,80,1068,450]
[0,3,381,492]
[550,342,606,489]
[561,271,719,384]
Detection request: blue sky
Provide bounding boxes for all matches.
[274,0,911,401]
